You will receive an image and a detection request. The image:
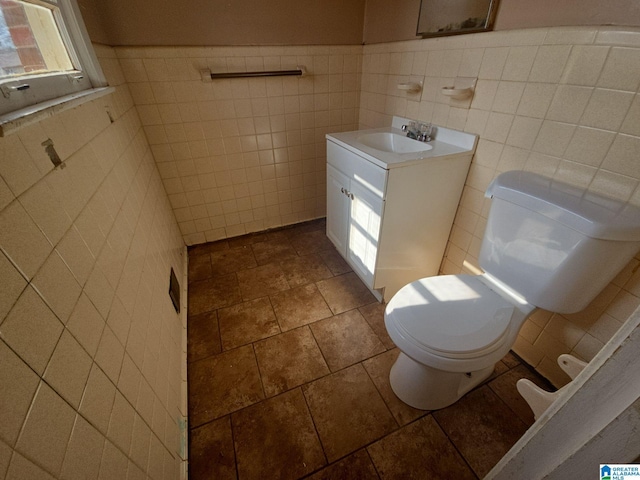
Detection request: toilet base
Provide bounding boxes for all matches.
[389,352,495,410]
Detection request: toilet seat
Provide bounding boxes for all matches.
[385,275,516,362]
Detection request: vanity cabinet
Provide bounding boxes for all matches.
[326,163,351,257]
[326,125,475,302]
[326,158,384,288]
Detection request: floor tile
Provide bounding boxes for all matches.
[188,241,230,257]
[307,449,379,480]
[279,253,333,288]
[489,364,553,425]
[367,415,476,480]
[310,309,386,371]
[251,239,297,265]
[227,232,268,248]
[291,230,334,256]
[210,245,257,276]
[218,297,280,350]
[254,326,330,397]
[363,349,426,426]
[316,272,376,315]
[236,263,290,301]
[232,388,326,480]
[188,254,212,284]
[264,229,293,243]
[270,284,332,331]
[490,359,510,380]
[303,364,397,463]
[358,302,395,350]
[433,385,528,478]
[318,248,352,276]
[187,274,241,316]
[189,416,236,480]
[186,220,553,479]
[501,351,522,369]
[188,345,264,427]
[187,311,221,363]
[287,218,326,236]
[279,221,323,241]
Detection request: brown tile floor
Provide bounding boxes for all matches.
[186,218,554,480]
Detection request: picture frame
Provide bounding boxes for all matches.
[417,0,499,38]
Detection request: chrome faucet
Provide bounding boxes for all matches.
[401,121,432,142]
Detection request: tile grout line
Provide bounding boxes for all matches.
[299,385,330,474]
[360,352,403,430]
[430,412,481,480]
[250,342,268,401]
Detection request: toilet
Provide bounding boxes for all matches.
[385,170,640,410]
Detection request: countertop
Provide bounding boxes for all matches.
[326,124,477,170]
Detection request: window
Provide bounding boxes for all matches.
[0,0,109,132]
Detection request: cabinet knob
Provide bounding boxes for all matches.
[339,187,354,200]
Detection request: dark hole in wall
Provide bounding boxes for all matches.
[169,267,180,313]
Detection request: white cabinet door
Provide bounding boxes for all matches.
[326,163,350,257]
[347,179,384,288]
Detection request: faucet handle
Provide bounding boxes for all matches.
[416,122,433,142]
[402,121,418,132]
[419,122,432,134]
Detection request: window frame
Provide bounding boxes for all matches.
[0,0,111,135]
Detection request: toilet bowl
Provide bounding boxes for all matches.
[385,171,640,410]
[385,274,535,410]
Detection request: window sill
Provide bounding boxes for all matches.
[0,86,115,137]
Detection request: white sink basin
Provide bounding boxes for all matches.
[326,117,478,169]
[357,132,433,154]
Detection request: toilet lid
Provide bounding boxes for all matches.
[386,275,515,356]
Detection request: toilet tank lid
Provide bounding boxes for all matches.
[486,171,640,241]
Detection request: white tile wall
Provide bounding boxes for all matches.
[116,45,362,245]
[0,45,187,479]
[359,26,640,387]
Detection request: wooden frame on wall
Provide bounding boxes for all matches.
[417,0,499,37]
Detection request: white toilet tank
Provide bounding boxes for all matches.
[479,171,640,313]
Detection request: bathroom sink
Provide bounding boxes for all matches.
[357,132,433,154]
[326,116,478,169]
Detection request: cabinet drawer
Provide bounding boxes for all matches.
[327,141,387,199]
